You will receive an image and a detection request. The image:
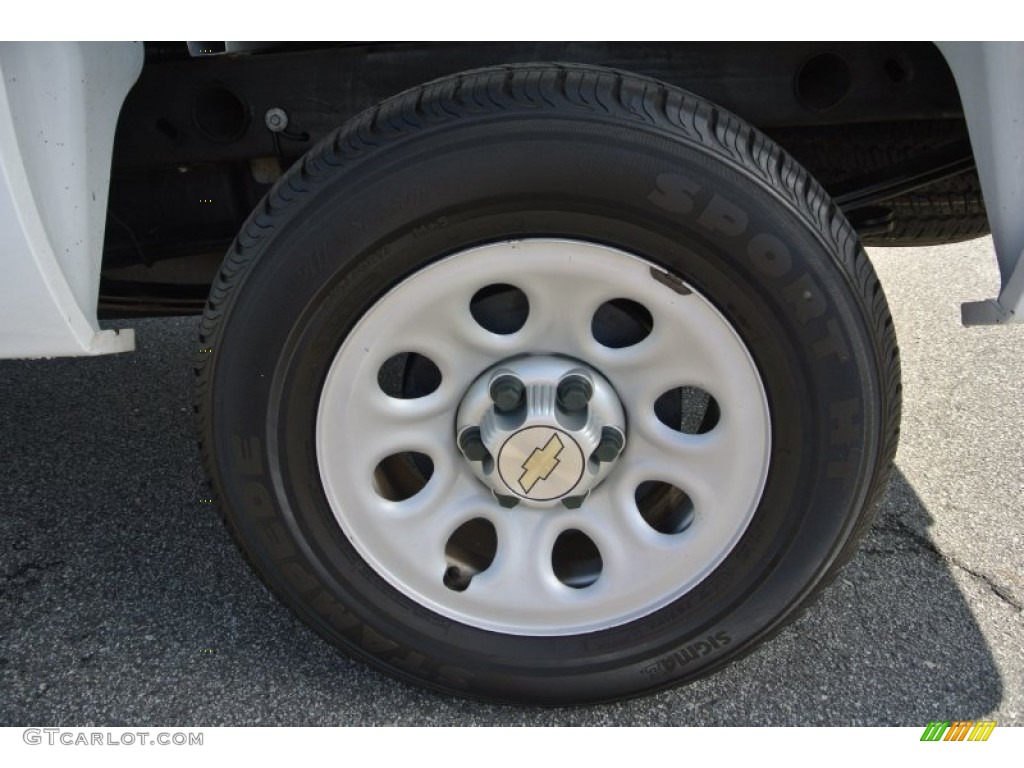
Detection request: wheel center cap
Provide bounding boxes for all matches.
[498,426,585,502]
[455,356,627,509]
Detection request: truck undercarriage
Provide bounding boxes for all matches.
[99,42,985,316]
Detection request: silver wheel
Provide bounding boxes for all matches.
[316,239,771,635]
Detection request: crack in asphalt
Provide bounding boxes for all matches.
[863,519,1023,612]
[949,559,1024,613]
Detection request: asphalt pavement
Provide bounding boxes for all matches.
[1,236,1021,726]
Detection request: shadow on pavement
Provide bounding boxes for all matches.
[0,317,1003,725]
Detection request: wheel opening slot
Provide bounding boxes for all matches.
[552,529,602,589]
[443,518,498,592]
[378,352,441,399]
[373,452,433,502]
[469,283,529,335]
[654,386,720,434]
[591,298,653,349]
[635,481,695,535]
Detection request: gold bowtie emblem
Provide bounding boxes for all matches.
[519,434,565,493]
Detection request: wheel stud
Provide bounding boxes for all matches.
[458,427,489,461]
[490,374,524,413]
[594,427,625,463]
[557,372,593,411]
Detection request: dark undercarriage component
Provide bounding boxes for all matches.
[100,41,985,317]
[832,140,974,212]
[773,120,987,247]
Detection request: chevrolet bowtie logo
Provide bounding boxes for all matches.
[519,434,565,494]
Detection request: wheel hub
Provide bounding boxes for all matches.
[455,356,626,508]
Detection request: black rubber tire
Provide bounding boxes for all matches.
[195,63,902,704]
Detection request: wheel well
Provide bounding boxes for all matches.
[101,41,971,317]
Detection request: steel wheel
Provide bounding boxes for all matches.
[316,240,770,634]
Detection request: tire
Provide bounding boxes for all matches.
[195,63,901,704]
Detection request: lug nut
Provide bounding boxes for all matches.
[458,427,489,461]
[594,427,625,463]
[494,493,520,508]
[489,374,524,413]
[557,372,593,411]
[561,493,588,509]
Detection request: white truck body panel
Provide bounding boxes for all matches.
[938,42,1024,325]
[0,42,141,358]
